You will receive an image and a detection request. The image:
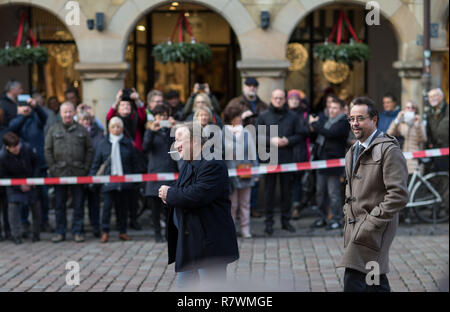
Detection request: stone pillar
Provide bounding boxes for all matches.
[75,62,129,127]
[393,60,424,113]
[237,59,290,104]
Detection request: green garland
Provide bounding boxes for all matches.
[314,43,370,70]
[0,46,48,66]
[152,42,212,64]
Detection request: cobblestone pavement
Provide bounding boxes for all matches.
[0,213,447,292]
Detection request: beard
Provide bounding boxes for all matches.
[245,91,257,99]
[429,100,440,107]
[352,127,364,140]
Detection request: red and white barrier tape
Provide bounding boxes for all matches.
[0,147,448,186]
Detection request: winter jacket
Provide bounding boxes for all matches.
[106,105,146,151]
[387,116,427,174]
[378,108,400,133]
[0,142,40,203]
[227,95,268,127]
[166,158,239,272]
[338,133,409,275]
[45,122,94,177]
[425,101,449,149]
[142,127,178,197]
[8,105,48,169]
[223,126,259,189]
[89,135,139,192]
[0,93,17,127]
[310,113,350,176]
[256,104,303,164]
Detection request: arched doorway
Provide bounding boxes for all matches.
[0,5,80,102]
[124,2,240,109]
[286,2,400,113]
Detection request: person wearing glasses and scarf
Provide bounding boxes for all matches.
[90,117,139,243]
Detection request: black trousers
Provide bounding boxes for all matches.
[344,268,391,292]
[264,173,292,227]
[103,189,131,234]
[128,188,140,225]
[0,188,10,235]
[148,196,167,234]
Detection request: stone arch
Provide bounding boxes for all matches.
[273,0,405,50]
[110,0,255,62]
[4,0,86,52]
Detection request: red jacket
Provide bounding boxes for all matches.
[106,105,146,151]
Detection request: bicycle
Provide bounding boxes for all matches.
[405,158,449,224]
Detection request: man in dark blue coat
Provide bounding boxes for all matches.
[158,122,239,290]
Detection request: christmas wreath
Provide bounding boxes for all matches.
[314,10,370,70]
[152,12,212,64]
[0,11,48,66]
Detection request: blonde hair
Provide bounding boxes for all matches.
[193,93,213,110]
[77,111,93,122]
[109,116,124,128]
[193,106,212,123]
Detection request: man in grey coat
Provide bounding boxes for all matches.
[45,102,94,243]
[338,97,408,292]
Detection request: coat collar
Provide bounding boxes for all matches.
[349,131,397,176]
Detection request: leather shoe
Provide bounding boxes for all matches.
[100,232,109,243]
[264,225,274,236]
[93,230,101,238]
[282,223,296,233]
[13,237,22,245]
[52,234,65,243]
[119,233,131,241]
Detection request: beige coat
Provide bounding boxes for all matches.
[338,133,409,275]
[387,118,427,174]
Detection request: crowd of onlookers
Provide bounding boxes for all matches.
[0,77,448,244]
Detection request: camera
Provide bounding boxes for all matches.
[198,84,205,91]
[18,94,31,106]
[121,88,133,102]
[159,120,171,128]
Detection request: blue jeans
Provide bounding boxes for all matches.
[315,173,342,222]
[292,172,304,204]
[250,181,259,212]
[177,264,227,290]
[55,185,85,236]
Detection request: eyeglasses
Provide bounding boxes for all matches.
[347,115,370,123]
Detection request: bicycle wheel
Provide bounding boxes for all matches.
[411,172,449,223]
